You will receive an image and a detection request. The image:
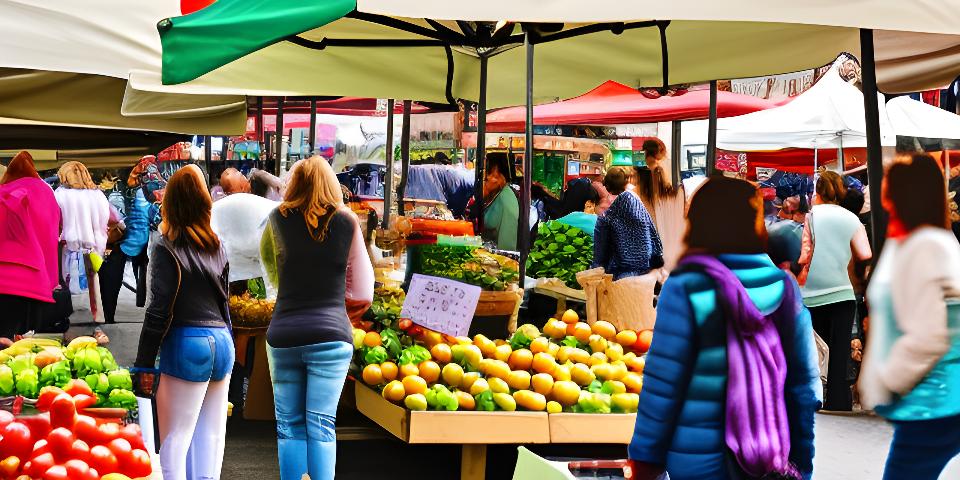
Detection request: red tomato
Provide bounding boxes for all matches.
[0,410,15,430]
[0,422,33,460]
[89,445,118,475]
[24,452,53,478]
[18,414,51,442]
[72,416,99,445]
[32,439,50,457]
[64,459,90,480]
[107,438,132,469]
[0,455,20,478]
[82,467,99,480]
[49,395,77,430]
[62,380,94,399]
[46,428,75,462]
[127,449,152,478]
[95,423,121,446]
[70,394,97,411]
[70,439,91,464]
[41,464,68,480]
[36,387,67,412]
[119,424,145,451]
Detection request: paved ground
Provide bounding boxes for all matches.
[72,272,960,479]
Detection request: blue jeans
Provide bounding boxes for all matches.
[883,413,960,480]
[159,326,234,382]
[267,341,352,480]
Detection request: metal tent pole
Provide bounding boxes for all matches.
[397,100,412,217]
[256,96,264,169]
[274,97,284,176]
[382,99,396,228]
[308,98,317,154]
[203,135,212,187]
[860,29,887,253]
[706,80,718,176]
[474,54,489,234]
[519,32,534,284]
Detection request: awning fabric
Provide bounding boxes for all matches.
[485,81,778,132]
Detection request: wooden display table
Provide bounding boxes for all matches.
[354,383,636,480]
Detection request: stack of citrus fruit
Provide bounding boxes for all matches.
[357,309,654,413]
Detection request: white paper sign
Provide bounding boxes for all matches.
[400,274,482,337]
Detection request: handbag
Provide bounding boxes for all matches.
[797,213,815,286]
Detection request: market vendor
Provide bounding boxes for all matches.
[479,153,520,251]
[592,169,664,280]
[556,177,601,237]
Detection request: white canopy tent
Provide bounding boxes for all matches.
[717,68,960,152]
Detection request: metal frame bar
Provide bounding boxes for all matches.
[383,99,396,228]
[274,96,284,176]
[203,135,212,187]
[475,55,489,235]
[860,29,887,254]
[397,100,412,216]
[706,80,718,176]
[519,33,534,284]
[308,98,317,154]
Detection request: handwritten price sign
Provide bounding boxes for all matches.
[400,274,482,337]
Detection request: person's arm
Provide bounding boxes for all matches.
[592,217,610,269]
[134,245,178,369]
[259,219,279,291]
[345,214,375,322]
[850,223,872,262]
[777,278,821,478]
[884,236,953,394]
[798,215,813,266]
[629,276,697,471]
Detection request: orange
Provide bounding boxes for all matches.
[561,309,579,324]
[508,349,534,371]
[552,364,572,382]
[430,344,452,364]
[627,355,646,374]
[455,390,476,410]
[529,337,551,354]
[556,346,573,364]
[483,360,511,381]
[622,372,643,394]
[474,334,497,358]
[441,363,464,387]
[589,351,608,366]
[380,362,399,382]
[401,375,428,396]
[494,344,513,362]
[532,352,557,375]
[634,330,654,353]
[399,363,420,379]
[513,390,547,411]
[591,321,617,340]
[570,363,596,386]
[363,331,381,348]
[546,342,560,357]
[568,348,591,364]
[506,370,532,391]
[418,361,441,383]
[552,381,582,406]
[531,373,555,396]
[382,380,406,402]
[605,343,624,362]
[362,364,384,386]
[573,323,593,344]
[588,335,608,355]
[615,330,638,348]
[543,319,568,339]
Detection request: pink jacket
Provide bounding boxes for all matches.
[0,178,61,302]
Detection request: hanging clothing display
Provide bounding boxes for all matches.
[336,164,384,198]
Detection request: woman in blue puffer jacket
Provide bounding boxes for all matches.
[628,176,821,480]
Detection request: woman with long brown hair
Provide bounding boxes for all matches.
[133,164,233,480]
[260,156,374,480]
[860,154,960,480]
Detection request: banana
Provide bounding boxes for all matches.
[1,338,61,357]
[67,336,98,351]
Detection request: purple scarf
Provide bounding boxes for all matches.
[679,254,799,479]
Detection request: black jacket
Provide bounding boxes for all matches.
[134,236,230,369]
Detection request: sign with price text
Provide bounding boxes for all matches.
[400,274,482,337]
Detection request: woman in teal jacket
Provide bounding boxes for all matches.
[629,176,821,480]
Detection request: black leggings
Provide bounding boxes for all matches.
[98,250,148,323]
[810,300,856,411]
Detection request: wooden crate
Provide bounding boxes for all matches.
[547,413,636,444]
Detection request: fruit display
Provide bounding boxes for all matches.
[526,221,593,289]
[227,293,274,328]
[354,309,653,414]
[0,383,153,480]
[362,287,405,330]
[417,245,520,291]
[0,338,135,409]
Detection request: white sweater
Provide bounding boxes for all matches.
[55,187,110,254]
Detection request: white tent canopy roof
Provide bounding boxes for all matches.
[717,68,960,152]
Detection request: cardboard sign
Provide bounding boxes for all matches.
[401,274,482,337]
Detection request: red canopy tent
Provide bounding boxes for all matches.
[717,147,868,178]
[485,81,780,132]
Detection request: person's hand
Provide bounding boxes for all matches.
[135,371,156,397]
[0,338,13,348]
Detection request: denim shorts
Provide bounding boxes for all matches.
[159,326,235,382]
